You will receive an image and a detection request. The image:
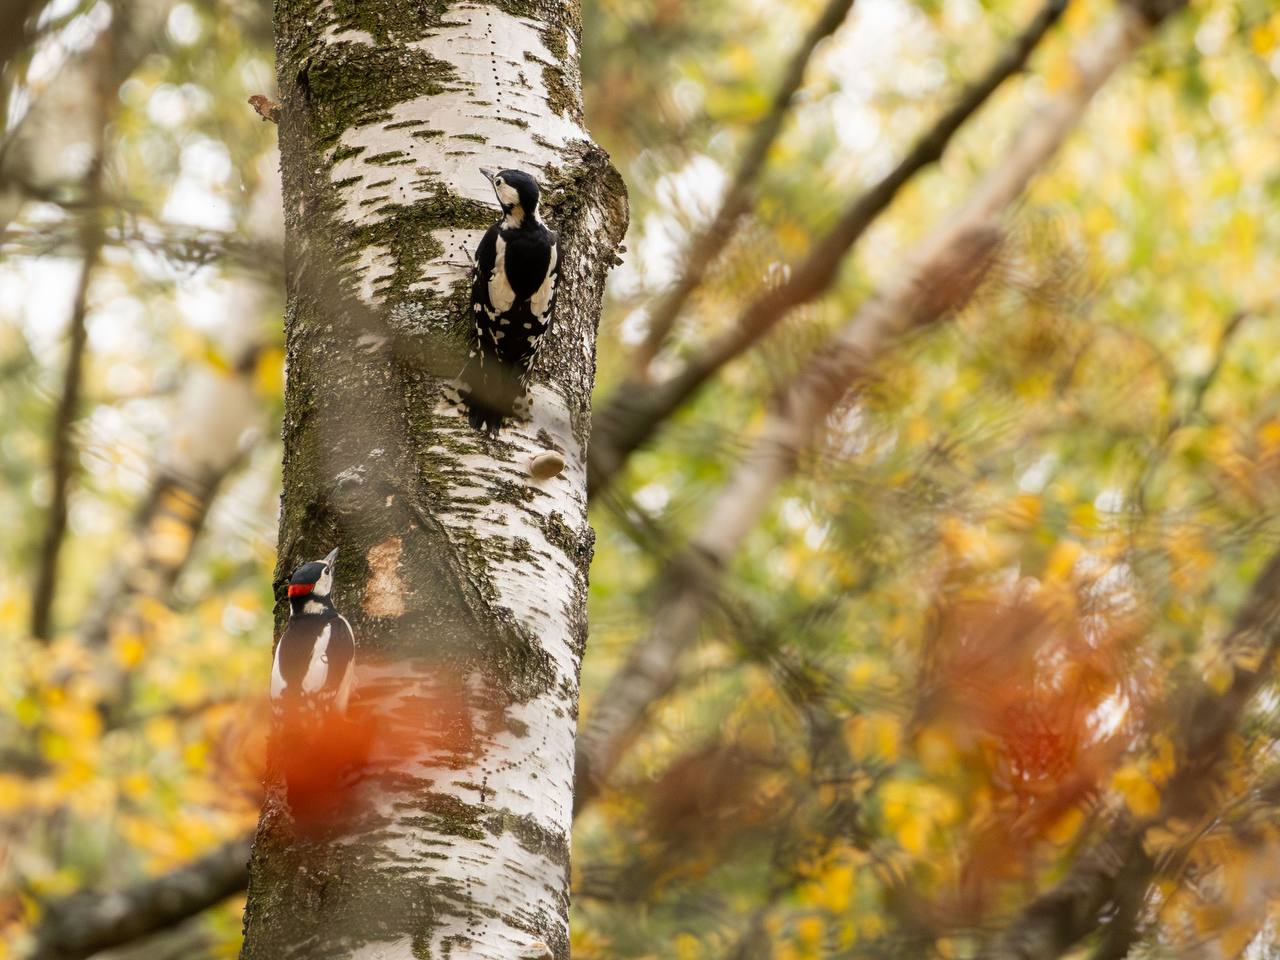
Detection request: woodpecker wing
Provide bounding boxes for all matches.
[470,223,501,330]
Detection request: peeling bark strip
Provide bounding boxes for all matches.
[575,0,1183,813]
[240,1,625,958]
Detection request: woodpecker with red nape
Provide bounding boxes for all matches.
[270,548,355,723]
[459,166,560,436]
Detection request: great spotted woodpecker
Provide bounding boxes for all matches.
[270,548,355,723]
[459,167,560,436]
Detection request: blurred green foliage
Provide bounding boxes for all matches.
[1,0,1280,956]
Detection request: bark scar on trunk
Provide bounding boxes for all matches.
[363,536,407,618]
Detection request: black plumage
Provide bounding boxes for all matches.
[460,167,560,436]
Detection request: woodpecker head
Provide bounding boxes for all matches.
[481,167,540,224]
[287,548,338,607]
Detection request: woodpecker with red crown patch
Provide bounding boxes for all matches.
[459,166,560,436]
[270,548,355,724]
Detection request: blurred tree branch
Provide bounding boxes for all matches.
[30,836,251,960]
[628,0,859,378]
[0,0,46,82]
[589,0,1070,498]
[1131,307,1254,515]
[80,304,271,657]
[28,22,115,639]
[29,212,100,639]
[0,217,285,280]
[575,0,1183,814]
[987,545,1280,960]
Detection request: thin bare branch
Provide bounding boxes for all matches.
[29,155,105,641]
[629,0,859,375]
[590,0,1070,497]
[1,217,285,278]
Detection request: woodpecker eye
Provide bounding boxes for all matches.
[495,178,504,186]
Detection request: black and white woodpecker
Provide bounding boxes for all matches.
[270,548,355,722]
[459,166,560,436]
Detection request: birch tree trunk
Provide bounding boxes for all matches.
[239,2,626,958]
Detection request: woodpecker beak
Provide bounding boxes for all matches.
[323,547,339,566]
[479,167,498,184]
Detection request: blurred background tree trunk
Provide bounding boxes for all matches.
[238,1,625,958]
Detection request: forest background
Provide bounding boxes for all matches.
[2,0,1280,956]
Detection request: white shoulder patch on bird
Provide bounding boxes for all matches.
[489,236,516,313]
[301,622,332,693]
[270,646,286,701]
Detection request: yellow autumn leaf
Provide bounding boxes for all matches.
[897,817,928,854]
[0,776,27,814]
[1113,763,1161,817]
[916,726,958,776]
[254,346,285,397]
[1043,51,1078,94]
[1251,19,1277,55]
[112,632,147,670]
[809,862,855,913]
[183,740,210,771]
[145,716,179,750]
[1046,806,1084,846]
[1203,656,1234,695]
[795,916,823,945]
[146,514,194,566]
[1002,493,1041,529]
[858,912,885,939]
[940,517,1000,568]
[1148,734,1176,783]
[844,713,901,763]
[1044,540,1084,581]
[121,772,152,802]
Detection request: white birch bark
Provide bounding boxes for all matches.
[575,0,1183,811]
[240,1,625,957]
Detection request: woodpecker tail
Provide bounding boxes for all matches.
[277,709,373,831]
[458,353,523,437]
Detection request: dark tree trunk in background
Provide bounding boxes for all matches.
[239,1,626,957]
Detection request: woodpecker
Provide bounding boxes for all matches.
[459,166,560,436]
[270,548,355,723]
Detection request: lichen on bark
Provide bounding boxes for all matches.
[240,0,626,956]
